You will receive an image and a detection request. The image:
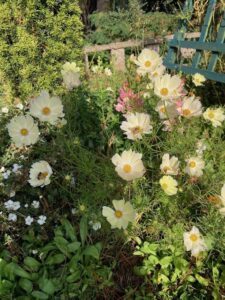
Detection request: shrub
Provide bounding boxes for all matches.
[0,0,83,101]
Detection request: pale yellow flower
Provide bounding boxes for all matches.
[185,157,205,177]
[7,115,39,147]
[203,107,225,127]
[159,175,178,195]
[29,90,64,124]
[102,200,136,229]
[120,113,152,140]
[160,153,180,175]
[183,226,207,257]
[192,73,206,87]
[28,161,53,187]
[112,150,145,181]
[181,96,202,118]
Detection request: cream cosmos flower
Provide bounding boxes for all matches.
[185,157,205,177]
[154,74,183,101]
[148,64,166,81]
[134,49,162,75]
[7,115,39,147]
[28,161,53,187]
[203,107,225,127]
[192,73,206,87]
[61,62,81,90]
[183,226,207,257]
[29,90,64,124]
[160,153,180,175]
[102,200,136,229]
[155,100,178,120]
[180,96,203,118]
[120,113,152,140]
[159,175,178,195]
[111,150,145,181]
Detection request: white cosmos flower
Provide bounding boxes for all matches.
[28,161,53,187]
[160,153,179,175]
[155,100,178,120]
[134,49,162,75]
[7,115,39,147]
[192,73,206,87]
[111,150,145,181]
[25,216,34,226]
[149,64,166,81]
[154,74,183,101]
[185,157,205,177]
[219,184,225,215]
[8,213,17,222]
[61,62,81,90]
[180,96,202,118]
[203,107,225,127]
[183,226,207,257]
[120,113,152,140]
[29,90,64,124]
[159,175,178,195]
[102,200,136,229]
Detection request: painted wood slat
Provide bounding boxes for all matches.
[207,11,225,71]
[169,40,225,52]
[192,0,217,68]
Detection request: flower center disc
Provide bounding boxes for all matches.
[189,161,196,168]
[38,172,48,180]
[183,109,191,116]
[145,60,151,68]
[163,166,171,173]
[160,88,169,97]
[160,106,166,113]
[42,107,51,116]
[115,210,123,218]
[20,128,29,136]
[208,112,215,119]
[131,126,143,135]
[190,233,198,242]
[162,183,168,190]
[123,164,132,173]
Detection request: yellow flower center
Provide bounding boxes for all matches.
[190,233,198,242]
[208,195,221,205]
[42,107,51,116]
[189,161,196,168]
[123,164,132,173]
[131,126,143,135]
[145,60,151,68]
[160,106,166,113]
[162,183,168,190]
[163,166,171,173]
[114,210,123,218]
[20,128,29,136]
[183,109,191,116]
[160,88,169,97]
[208,111,215,119]
[37,172,48,180]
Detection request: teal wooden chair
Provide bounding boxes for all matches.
[164,0,225,83]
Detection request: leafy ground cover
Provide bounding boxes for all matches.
[1,48,225,300]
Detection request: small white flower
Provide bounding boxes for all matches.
[32,250,38,254]
[28,161,53,187]
[7,115,40,147]
[4,200,20,211]
[24,204,29,208]
[185,157,205,178]
[1,107,9,114]
[8,213,17,222]
[102,200,136,229]
[183,226,207,257]
[155,100,178,120]
[196,140,207,156]
[71,208,76,215]
[37,215,47,225]
[112,150,145,181]
[0,167,5,173]
[106,87,113,92]
[15,103,24,110]
[29,90,64,125]
[104,68,112,76]
[32,201,40,209]
[160,153,180,175]
[91,221,101,231]
[3,170,11,180]
[25,216,34,226]
[61,62,81,90]
[12,164,22,173]
[192,73,206,87]
[9,191,16,198]
[203,107,225,127]
[120,113,152,140]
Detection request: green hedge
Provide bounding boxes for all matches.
[0,0,83,101]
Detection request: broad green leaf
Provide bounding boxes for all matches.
[68,242,81,253]
[160,256,172,268]
[80,216,88,246]
[46,254,65,265]
[83,245,100,260]
[195,274,209,286]
[61,218,77,241]
[19,278,33,293]
[31,290,49,299]
[39,278,55,295]
[24,257,41,271]
[54,237,70,257]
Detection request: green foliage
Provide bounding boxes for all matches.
[0,218,112,299]
[0,0,83,101]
